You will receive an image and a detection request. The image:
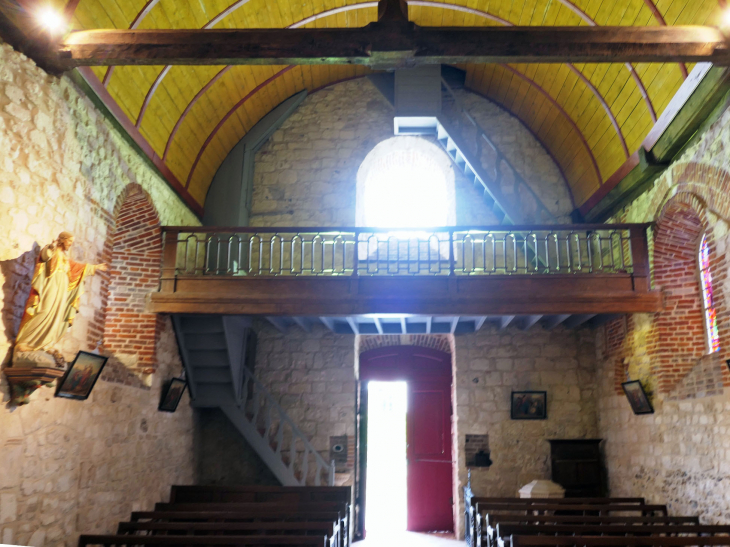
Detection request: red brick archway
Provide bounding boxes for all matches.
[103,184,163,375]
[651,196,710,393]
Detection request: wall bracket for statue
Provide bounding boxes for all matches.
[4,367,65,405]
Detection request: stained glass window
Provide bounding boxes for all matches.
[699,234,720,353]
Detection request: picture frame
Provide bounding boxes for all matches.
[159,377,187,412]
[622,380,654,415]
[511,390,547,420]
[55,351,108,401]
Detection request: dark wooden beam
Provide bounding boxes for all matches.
[149,275,663,316]
[543,314,571,330]
[57,26,730,70]
[582,64,730,221]
[291,316,312,332]
[265,316,289,333]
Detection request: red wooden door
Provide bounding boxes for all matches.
[407,379,453,532]
[359,346,454,534]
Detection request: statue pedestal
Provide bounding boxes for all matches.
[4,367,65,405]
[518,479,565,498]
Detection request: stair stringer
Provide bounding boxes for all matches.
[172,314,334,487]
[219,404,299,486]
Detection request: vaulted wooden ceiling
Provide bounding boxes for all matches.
[53,0,722,213]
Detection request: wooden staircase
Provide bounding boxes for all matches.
[173,315,335,486]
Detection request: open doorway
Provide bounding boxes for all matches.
[365,381,408,536]
[357,346,454,539]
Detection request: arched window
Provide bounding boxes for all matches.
[699,234,720,353]
[356,137,456,228]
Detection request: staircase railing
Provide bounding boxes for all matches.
[240,364,335,486]
[440,78,558,225]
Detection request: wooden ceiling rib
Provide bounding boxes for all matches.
[68,0,721,212]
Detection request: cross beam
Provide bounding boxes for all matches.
[57,24,730,70]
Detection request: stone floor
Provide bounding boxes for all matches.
[358,532,461,546]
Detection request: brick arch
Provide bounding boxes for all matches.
[651,194,722,393]
[647,162,730,224]
[356,334,453,356]
[102,184,163,375]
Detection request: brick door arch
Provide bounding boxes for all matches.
[103,184,163,375]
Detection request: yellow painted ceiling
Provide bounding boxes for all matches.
[62,0,722,211]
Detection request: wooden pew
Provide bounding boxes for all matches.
[478,515,701,544]
[466,498,646,547]
[151,503,348,547]
[510,536,730,547]
[117,520,338,537]
[78,535,331,546]
[130,510,343,523]
[474,503,668,547]
[170,485,350,504]
[154,502,346,513]
[494,524,730,547]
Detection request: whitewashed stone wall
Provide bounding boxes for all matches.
[251,78,573,227]
[253,320,358,485]
[0,42,198,545]
[595,91,730,523]
[453,325,598,538]
[246,321,597,539]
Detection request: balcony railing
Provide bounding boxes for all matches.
[161,224,650,280]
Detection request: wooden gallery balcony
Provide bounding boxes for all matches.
[149,224,662,319]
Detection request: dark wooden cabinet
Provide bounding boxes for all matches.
[549,439,605,497]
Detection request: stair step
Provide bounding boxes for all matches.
[188,350,228,367]
[194,383,235,401]
[179,315,225,333]
[193,368,232,383]
[183,332,227,350]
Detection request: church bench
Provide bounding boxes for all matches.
[169,485,350,504]
[154,502,346,512]
[477,515,701,544]
[117,520,338,535]
[129,510,343,523]
[492,524,730,547]
[78,534,331,547]
[509,536,730,547]
[133,508,348,547]
[466,498,646,547]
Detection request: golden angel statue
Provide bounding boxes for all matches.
[12,232,107,365]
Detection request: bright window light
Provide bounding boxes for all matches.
[37,7,65,33]
[365,381,408,536]
[363,151,449,229]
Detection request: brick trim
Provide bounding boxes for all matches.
[102,184,163,381]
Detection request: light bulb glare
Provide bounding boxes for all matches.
[38,7,64,33]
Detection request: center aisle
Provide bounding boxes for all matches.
[358,532,461,546]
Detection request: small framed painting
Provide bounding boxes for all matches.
[55,351,108,401]
[159,378,187,412]
[622,380,654,415]
[511,390,547,420]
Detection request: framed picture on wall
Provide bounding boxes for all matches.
[55,351,108,401]
[622,380,654,415]
[511,390,547,420]
[159,377,187,412]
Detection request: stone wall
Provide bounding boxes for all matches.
[233,322,598,539]
[595,97,730,521]
[253,320,358,486]
[196,408,279,486]
[0,42,199,545]
[453,325,598,537]
[250,78,573,227]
